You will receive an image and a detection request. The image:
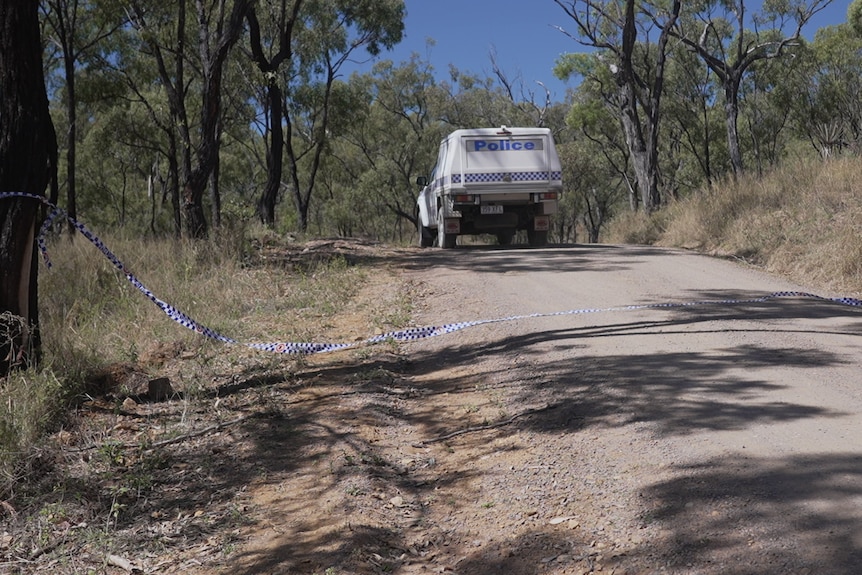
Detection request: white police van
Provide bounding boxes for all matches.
[416,126,562,248]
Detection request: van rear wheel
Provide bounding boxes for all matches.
[419,225,434,248]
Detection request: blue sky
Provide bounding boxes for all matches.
[351,1,853,103]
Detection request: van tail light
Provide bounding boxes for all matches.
[535,192,558,201]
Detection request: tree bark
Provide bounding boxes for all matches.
[181,0,252,239]
[0,1,57,374]
[616,0,663,212]
[246,1,304,226]
[64,52,78,234]
[724,77,744,177]
[256,82,285,226]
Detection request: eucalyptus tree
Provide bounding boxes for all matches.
[554,54,637,211]
[107,65,185,234]
[785,24,862,158]
[128,0,251,239]
[558,138,623,243]
[553,0,682,213]
[245,0,303,225]
[558,87,634,230]
[335,56,444,237]
[184,0,252,237]
[76,89,178,233]
[126,1,195,236]
[488,47,559,128]
[41,0,126,233]
[0,0,57,374]
[660,43,724,189]
[437,67,525,128]
[738,56,795,174]
[246,0,404,231]
[667,0,833,177]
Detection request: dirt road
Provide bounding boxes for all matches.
[234,244,862,575]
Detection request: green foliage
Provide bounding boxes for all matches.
[31,0,862,242]
[557,136,626,243]
[850,0,862,36]
[554,52,597,83]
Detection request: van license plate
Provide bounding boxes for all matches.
[481,205,504,214]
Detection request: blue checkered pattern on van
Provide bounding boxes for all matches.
[451,171,562,184]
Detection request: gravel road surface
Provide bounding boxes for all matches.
[396,243,862,574]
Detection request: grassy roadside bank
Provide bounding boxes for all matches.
[606,156,862,296]
[0,232,415,557]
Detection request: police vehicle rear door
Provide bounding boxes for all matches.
[463,130,549,191]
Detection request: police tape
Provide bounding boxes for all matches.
[3,191,862,355]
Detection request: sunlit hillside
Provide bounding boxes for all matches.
[605,156,862,296]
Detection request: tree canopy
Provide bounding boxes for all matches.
[31,0,857,244]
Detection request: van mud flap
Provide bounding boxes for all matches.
[532,215,550,231]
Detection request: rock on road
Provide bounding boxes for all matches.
[402,243,862,574]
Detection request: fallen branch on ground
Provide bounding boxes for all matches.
[67,414,260,452]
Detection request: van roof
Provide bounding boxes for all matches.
[446,126,551,138]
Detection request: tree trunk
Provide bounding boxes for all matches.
[617,80,655,211]
[246,2,304,226]
[701,99,713,186]
[616,0,661,212]
[724,79,744,177]
[64,53,78,236]
[210,148,221,229]
[0,1,57,374]
[181,0,251,239]
[617,119,659,211]
[257,81,285,225]
[183,172,210,238]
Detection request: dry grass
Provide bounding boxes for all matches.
[0,227,382,493]
[606,157,862,294]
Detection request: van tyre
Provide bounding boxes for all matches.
[496,230,514,246]
[419,225,434,248]
[528,229,548,247]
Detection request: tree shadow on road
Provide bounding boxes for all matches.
[399,243,660,274]
[639,453,862,574]
[393,291,860,436]
[215,289,862,574]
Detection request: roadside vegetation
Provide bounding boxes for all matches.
[607,156,862,295]
[0,227,417,570]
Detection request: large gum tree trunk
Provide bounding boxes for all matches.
[0,1,57,374]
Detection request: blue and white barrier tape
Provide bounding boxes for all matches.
[3,191,862,355]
